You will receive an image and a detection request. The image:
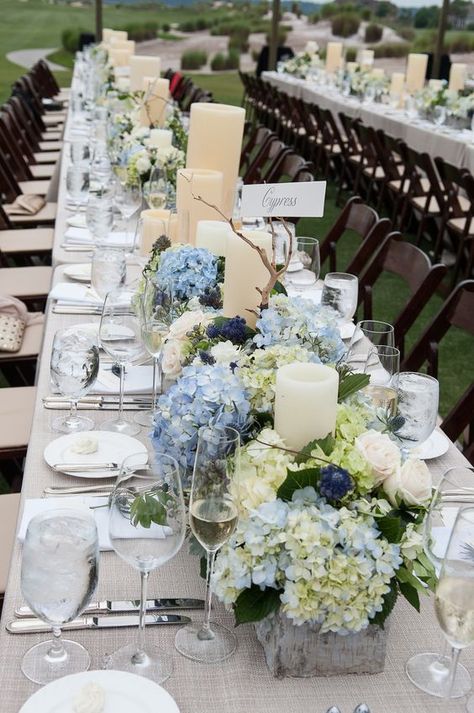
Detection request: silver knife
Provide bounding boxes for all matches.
[52,462,119,472]
[52,306,102,315]
[7,613,190,634]
[15,598,204,618]
[44,402,151,411]
[44,396,153,404]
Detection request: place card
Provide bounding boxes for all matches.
[241,181,326,218]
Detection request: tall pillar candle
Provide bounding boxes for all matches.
[140,77,170,128]
[274,363,339,450]
[130,55,161,92]
[326,42,343,73]
[176,168,224,245]
[186,103,246,218]
[111,30,128,40]
[390,72,405,96]
[406,53,428,93]
[196,220,232,257]
[223,230,272,327]
[449,63,466,92]
[109,48,133,67]
[371,68,385,79]
[140,208,170,256]
[359,49,374,67]
[109,39,135,53]
[168,213,179,243]
[148,129,172,149]
[102,28,114,42]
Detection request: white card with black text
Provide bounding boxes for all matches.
[241,181,326,218]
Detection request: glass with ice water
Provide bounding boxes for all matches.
[91,248,126,299]
[20,509,99,684]
[321,272,358,322]
[397,372,439,452]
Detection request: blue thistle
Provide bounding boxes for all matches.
[206,316,247,345]
[199,350,216,365]
[319,465,354,502]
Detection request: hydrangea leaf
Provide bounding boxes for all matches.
[272,280,288,296]
[377,514,407,543]
[276,467,320,502]
[338,372,370,402]
[398,581,421,612]
[370,581,398,628]
[130,493,167,529]
[295,434,335,464]
[234,586,281,625]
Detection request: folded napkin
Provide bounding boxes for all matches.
[49,283,102,305]
[64,227,134,248]
[4,195,46,216]
[66,214,87,229]
[17,497,169,552]
[93,364,154,394]
[0,295,44,326]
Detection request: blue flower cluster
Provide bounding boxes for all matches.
[319,465,354,501]
[152,363,251,477]
[207,317,248,345]
[156,246,218,301]
[254,296,345,364]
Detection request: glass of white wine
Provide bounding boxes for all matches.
[144,165,168,209]
[434,506,474,701]
[175,425,240,664]
[363,344,400,418]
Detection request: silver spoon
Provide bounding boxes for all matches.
[326,708,342,713]
[354,705,371,713]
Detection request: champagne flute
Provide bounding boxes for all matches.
[50,327,99,433]
[106,452,186,682]
[344,320,395,371]
[434,506,474,700]
[99,288,148,436]
[144,165,168,209]
[175,425,240,664]
[363,344,400,417]
[20,509,99,684]
[406,466,474,698]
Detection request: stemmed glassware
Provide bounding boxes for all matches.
[175,425,240,664]
[396,372,439,455]
[144,165,168,209]
[344,320,395,371]
[321,272,358,323]
[284,237,320,291]
[99,288,148,436]
[66,165,90,210]
[406,466,474,698]
[50,327,99,433]
[106,452,186,683]
[20,510,99,684]
[115,180,142,232]
[363,344,400,417]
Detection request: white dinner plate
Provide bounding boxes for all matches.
[63,263,92,283]
[413,429,450,460]
[18,670,180,713]
[44,431,148,478]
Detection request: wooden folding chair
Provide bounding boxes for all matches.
[319,196,379,272]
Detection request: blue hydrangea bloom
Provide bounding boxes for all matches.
[156,246,218,301]
[319,465,354,501]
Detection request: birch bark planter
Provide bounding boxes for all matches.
[254,612,389,678]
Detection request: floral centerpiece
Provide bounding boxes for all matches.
[417,82,474,128]
[280,42,321,79]
[339,66,389,101]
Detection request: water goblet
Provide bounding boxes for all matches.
[99,288,148,436]
[106,452,186,682]
[115,180,142,231]
[86,190,114,245]
[433,105,447,127]
[397,372,439,455]
[321,272,358,323]
[20,509,99,684]
[344,320,395,371]
[91,248,126,299]
[406,466,474,698]
[70,141,90,165]
[50,327,99,433]
[284,236,320,291]
[175,425,240,664]
[66,165,90,210]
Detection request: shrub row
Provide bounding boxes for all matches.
[210,50,240,70]
[181,49,207,70]
[331,13,360,38]
[364,23,383,43]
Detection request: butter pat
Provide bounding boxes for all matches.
[73,683,106,713]
[70,436,99,455]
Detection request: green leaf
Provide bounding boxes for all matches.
[338,372,370,402]
[397,566,428,595]
[234,586,281,626]
[399,581,420,612]
[276,467,320,502]
[295,434,335,464]
[272,280,288,296]
[377,515,407,543]
[130,492,167,529]
[370,581,398,628]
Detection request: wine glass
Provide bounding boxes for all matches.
[321,272,358,323]
[115,180,142,231]
[20,509,99,684]
[175,425,240,664]
[284,237,320,291]
[433,105,447,128]
[434,506,474,700]
[99,288,148,436]
[363,344,400,417]
[106,452,186,682]
[344,320,395,371]
[397,372,439,455]
[143,165,168,209]
[66,165,90,210]
[50,328,99,433]
[406,466,474,698]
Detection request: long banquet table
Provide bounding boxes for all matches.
[1,77,474,713]
[263,70,474,174]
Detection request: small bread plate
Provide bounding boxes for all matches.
[64,263,92,283]
[414,429,450,460]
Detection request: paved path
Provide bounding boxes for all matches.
[6,48,66,71]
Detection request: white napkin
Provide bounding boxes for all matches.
[17,497,169,552]
[66,213,87,229]
[92,364,154,394]
[49,282,102,305]
[64,227,134,248]
[64,226,94,244]
[286,283,322,304]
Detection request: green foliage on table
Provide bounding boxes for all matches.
[234,585,281,625]
[130,492,168,529]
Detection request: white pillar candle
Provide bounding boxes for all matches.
[130,55,161,92]
[406,53,428,93]
[176,168,224,245]
[390,72,405,95]
[274,363,339,450]
[196,220,232,257]
[140,208,170,256]
[148,129,172,149]
[111,30,128,40]
[102,28,114,42]
[346,61,359,73]
[109,48,133,67]
[168,213,179,244]
[326,42,343,73]
[109,39,135,53]
[371,68,385,79]
[223,229,272,327]
[140,77,170,128]
[449,63,467,92]
[186,103,246,219]
[359,49,375,67]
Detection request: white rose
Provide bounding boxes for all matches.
[161,339,183,377]
[355,430,401,485]
[305,40,319,54]
[136,155,151,174]
[168,310,214,341]
[383,458,432,507]
[210,340,241,364]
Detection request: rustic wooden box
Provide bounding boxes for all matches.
[254,612,389,678]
